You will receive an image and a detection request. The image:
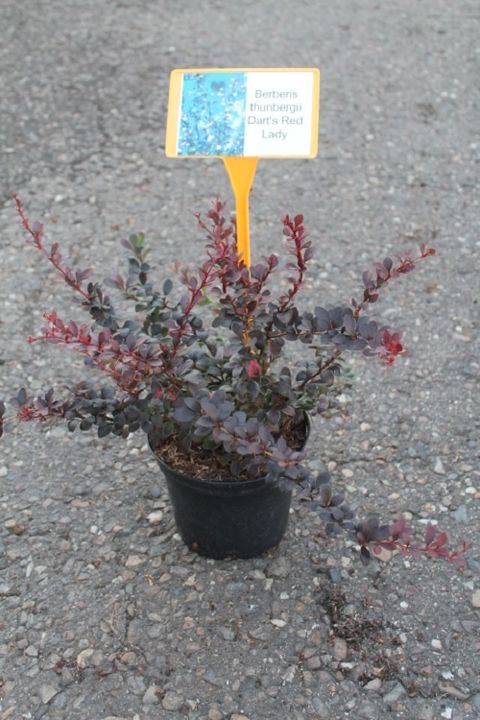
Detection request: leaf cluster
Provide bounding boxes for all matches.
[2,197,436,484]
[1,197,467,569]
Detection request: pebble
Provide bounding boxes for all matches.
[77,648,94,668]
[147,511,164,525]
[119,651,138,667]
[282,665,296,682]
[467,557,480,575]
[357,700,378,718]
[438,684,470,700]
[127,676,147,695]
[207,705,223,720]
[364,678,382,691]
[142,685,160,705]
[383,682,407,704]
[225,581,248,597]
[270,618,287,628]
[451,505,468,523]
[249,627,268,641]
[311,696,329,718]
[0,583,20,597]
[306,655,321,670]
[0,467,8,477]
[433,458,446,475]
[4,519,25,535]
[471,590,480,608]
[0,681,15,698]
[328,567,342,583]
[440,670,455,680]
[125,555,145,568]
[40,684,58,704]
[333,637,348,661]
[431,639,442,650]
[266,557,290,578]
[248,569,266,580]
[91,650,104,667]
[407,442,429,459]
[218,626,236,640]
[302,647,317,661]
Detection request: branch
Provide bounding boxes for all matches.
[311,476,470,570]
[353,244,436,315]
[28,311,169,395]
[14,195,92,301]
[278,213,313,310]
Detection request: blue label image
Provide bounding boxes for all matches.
[177,72,247,156]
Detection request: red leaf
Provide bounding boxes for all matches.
[435,531,448,547]
[424,525,436,545]
[390,518,407,538]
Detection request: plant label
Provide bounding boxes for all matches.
[166,68,320,159]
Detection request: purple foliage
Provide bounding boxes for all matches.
[1,197,469,568]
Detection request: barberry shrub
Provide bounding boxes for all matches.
[0,197,469,567]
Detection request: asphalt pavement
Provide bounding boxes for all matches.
[0,1,479,719]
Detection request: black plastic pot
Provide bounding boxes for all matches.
[148,422,308,559]
[150,453,292,559]
[149,413,310,560]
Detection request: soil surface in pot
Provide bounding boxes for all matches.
[152,415,308,483]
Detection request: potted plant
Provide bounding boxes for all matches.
[0,196,469,565]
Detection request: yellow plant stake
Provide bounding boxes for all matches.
[165,67,320,267]
[222,156,258,267]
